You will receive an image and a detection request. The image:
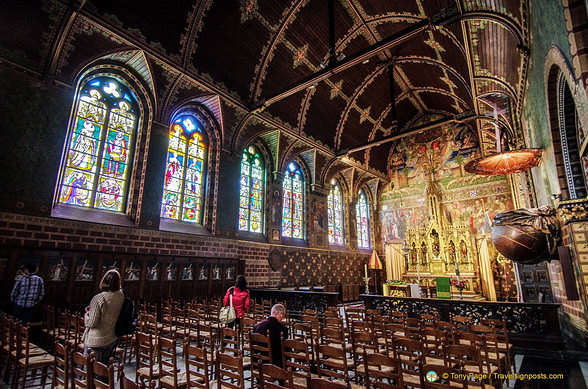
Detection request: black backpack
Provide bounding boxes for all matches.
[115,294,137,337]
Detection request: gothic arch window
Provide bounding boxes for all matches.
[160,114,207,224]
[282,162,304,239]
[356,189,370,248]
[555,76,586,199]
[58,76,138,212]
[238,145,265,233]
[328,179,344,245]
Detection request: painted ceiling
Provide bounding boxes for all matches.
[1,0,529,182]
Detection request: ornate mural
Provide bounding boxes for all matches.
[380,124,518,300]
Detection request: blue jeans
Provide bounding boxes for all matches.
[84,340,117,365]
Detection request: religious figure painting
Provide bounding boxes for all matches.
[212,265,222,280]
[75,259,95,281]
[198,264,208,280]
[147,262,159,281]
[226,265,235,280]
[125,261,140,281]
[105,131,129,177]
[310,198,327,232]
[101,260,119,277]
[165,263,178,281]
[47,258,69,282]
[182,264,193,281]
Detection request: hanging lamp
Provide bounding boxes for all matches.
[464,105,542,176]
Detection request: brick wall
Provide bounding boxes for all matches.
[0,211,368,290]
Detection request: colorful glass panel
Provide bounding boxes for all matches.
[238,146,264,233]
[59,77,137,212]
[356,190,370,248]
[161,115,206,224]
[282,162,303,238]
[328,181,344,244]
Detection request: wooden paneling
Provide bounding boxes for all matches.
[0,247,239,312]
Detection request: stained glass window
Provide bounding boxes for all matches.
[58,77,137,212]
[160,114,206,224]
[282,162,303,239]
[328,179,344,244]
[356,190,370,248]
[239,146,264,233]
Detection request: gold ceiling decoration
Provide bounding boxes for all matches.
[464,149,542,176]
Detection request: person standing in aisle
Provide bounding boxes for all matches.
[10,263,45,325]
[223,275,250,330]
[82,269,124,364]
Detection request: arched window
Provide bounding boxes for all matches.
[239,145,265,233]
[282,162,303,239]
[356,190,370,248]
[58,76,138,212]
[556,76,586,199]
[160,114,207,223]
[328,179,344,245]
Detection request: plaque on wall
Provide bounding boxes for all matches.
[101,259,120,277]
[198,264,209,280]
[226,264,235,280]
[268,249,282,272]
[146,262,160,281]
[125,261,140,281]
[182,264,194,281]
[47,257,69,282]
[165,263,178,281]
[75,259,95,281]
[212,265,222,280]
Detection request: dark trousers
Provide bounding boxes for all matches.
[229,317,241,330]
[12,305,35,325]
[84,340,117,365]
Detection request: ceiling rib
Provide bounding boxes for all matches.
[337,112,476,156]
[252,13,443,111]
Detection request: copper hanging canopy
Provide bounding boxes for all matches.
[464,149,542,176]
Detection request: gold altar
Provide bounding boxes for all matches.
[401,172,482,298]
[382,283,411,297]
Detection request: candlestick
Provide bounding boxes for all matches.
[364,264,368,279]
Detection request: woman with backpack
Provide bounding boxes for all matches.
[82,269,124,364]
[223,275,250,329]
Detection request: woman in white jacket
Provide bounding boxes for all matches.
[82,269,124,364]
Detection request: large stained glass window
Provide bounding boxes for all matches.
[356,190,370,248]
[239,146,264,233]
[282,162,303,239]
[160,114,206,224]
[58,77,137,212]
[328,179,344,245]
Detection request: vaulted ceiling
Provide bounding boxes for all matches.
[2,0,529,180]
[185,0,528,174]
